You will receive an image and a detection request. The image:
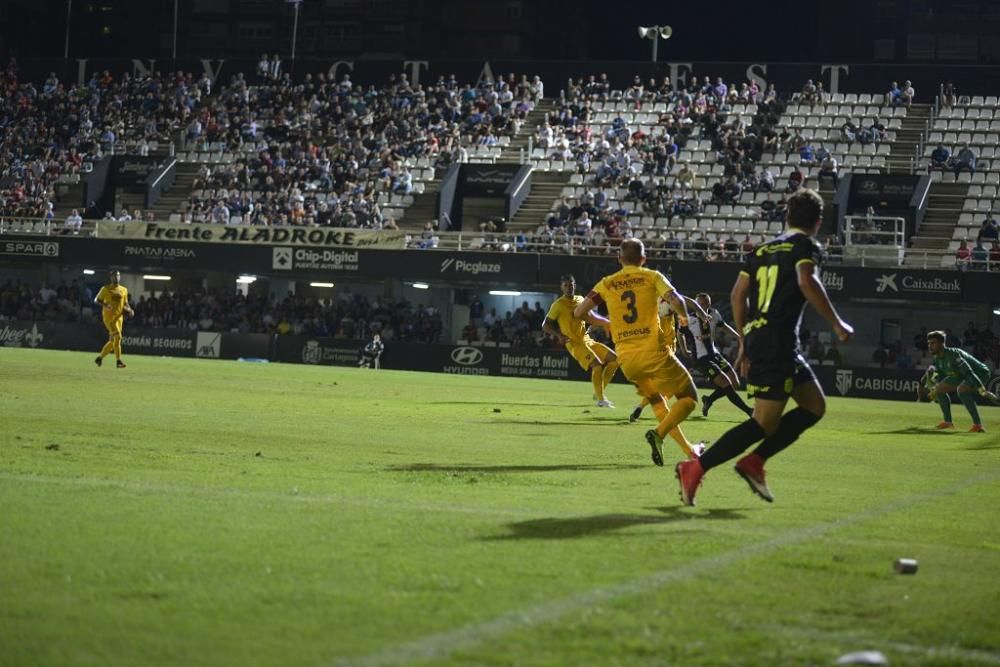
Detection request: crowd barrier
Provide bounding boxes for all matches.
[4,320,997,404]
[3,233,1000,303]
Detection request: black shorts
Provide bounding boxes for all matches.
[745,353,817,400]
[695,353,731,380]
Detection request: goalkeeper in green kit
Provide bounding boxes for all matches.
[926,330,997,432]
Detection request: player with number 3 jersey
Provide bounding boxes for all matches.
[574,240,701,466]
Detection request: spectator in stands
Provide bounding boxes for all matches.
[759,168,775,192]
[723,175,743,202]
[991,241,1000,271]
[64,209,83,232]
[807,335,825,361]
[895,345,913,369]
[887,81,902,106]
[971,242,989,271]
[826,341,846,367]
[930,143,951,171]
[900,81,915,108]
[942,81,957,109]
[801,79,818,104]
[825,234,844,263]
[963,322,980,350]
[956,239,972,270]
[913,326,929,353]
[798,142,816,165]
[977,213,999,244]
[841,120,857,145]
[953,143,977,175]
[786,166,804,192]
[819,153,839,185]
[740,234,755,260]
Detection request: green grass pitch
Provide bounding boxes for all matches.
[1,348,999,667]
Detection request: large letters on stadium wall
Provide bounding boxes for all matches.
[99,222,408,250]
[17,58,1000,98]
[3,234,999,301]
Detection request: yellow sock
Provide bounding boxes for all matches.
[655,395,696,440]
[591,367,604,401]
[601,359,620,389]
[650,399,694,456]
[100,340,114,359]
[113,336,122,359]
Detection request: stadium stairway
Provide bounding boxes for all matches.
[399,178,441,230]
[496,99,555,166]
[508,171,570,232]
[151,163,200,222]
[907,181,968,262]
[887,104,931,174]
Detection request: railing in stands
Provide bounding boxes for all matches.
[1,216,995,271]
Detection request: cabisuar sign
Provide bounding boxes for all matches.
[100,221,407,249]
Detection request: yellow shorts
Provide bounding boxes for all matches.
[566,338,614,372]
[103,316,123,337]
[622,351,693,400]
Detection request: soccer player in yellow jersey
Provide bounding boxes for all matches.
[627,295,706,459]
[94,270,133,368]
[574,240,699,466]
[543,274,621,407]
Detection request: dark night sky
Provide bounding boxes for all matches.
[581,0,822,63]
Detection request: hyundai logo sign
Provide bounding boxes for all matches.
[450,346,484,365]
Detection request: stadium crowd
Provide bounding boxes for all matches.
[0,58,203,218]
[179,70,541,227]
[0,279,445,343]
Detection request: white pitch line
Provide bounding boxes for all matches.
[0,472,541,518]
[765,624,1000,665]
[333,468,1000,667]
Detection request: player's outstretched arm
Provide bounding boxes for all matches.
[581,311,611,331]
[797,263,854,342]
[572,295,599,321]
[663,290,689,327]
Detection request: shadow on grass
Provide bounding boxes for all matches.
[486,418,627,427]
[425,400,546,407]
[387,462,648,474]
[963,439,1000,450]
[867,427,958,435]
[485,506,746,541]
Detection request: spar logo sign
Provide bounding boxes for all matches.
[445,345,488,375]
[835,369,853,396]
[1,241,59,257]
[273,246,293,270]
[439,257,502,275]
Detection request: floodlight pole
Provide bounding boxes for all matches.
[291,0,301,62]
[172,0,178,60]
[64,0,72,59]
[651,35,658,63]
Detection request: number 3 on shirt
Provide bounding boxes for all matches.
[755,265,779,313]
[621,290,638,323]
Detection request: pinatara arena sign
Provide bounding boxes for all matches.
[99,221,407,249]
